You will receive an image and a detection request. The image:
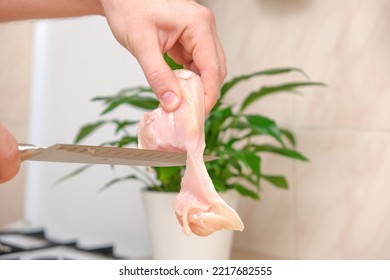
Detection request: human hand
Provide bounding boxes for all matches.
[0,123,20,184]
[100,0,227,113]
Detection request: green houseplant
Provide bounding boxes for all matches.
[69,56,323,200]
[62,57,324,259]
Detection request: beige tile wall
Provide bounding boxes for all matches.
[0,21,33,228]
[203,0,390,259]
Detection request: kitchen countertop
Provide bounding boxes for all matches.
[231,248,286,260]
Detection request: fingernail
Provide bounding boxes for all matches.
[161,91,180,111]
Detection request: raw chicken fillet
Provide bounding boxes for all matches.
[138,69,244,236]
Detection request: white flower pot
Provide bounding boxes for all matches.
[142,189,240,260]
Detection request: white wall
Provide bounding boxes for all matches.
[26,17,151,258]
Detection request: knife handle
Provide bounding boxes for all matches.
[18,143,39,162]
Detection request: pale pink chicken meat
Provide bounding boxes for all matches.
[138,69,244,236]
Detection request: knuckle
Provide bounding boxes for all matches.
[147,68,165,85]
[220,64,227,81]
[198,6,215,23]
[145,68,173,95]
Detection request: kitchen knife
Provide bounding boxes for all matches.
[18,143,218,167]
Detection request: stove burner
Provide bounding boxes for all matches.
[0,229,119,260]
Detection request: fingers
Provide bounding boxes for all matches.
[170,31,226,114]
[131,32,182,112]
[180,6,227,114]
[201,15,227,114]
[198,40,227,114]
[104,0,226,114]
[0,123,20,184]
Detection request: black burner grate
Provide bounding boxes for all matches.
[0,229,119,260]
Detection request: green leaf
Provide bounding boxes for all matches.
[240,81,325,112]
[210,176,227,192]
[154,166,182,192]
[244,115,285,146]
[74,121,107,144]
[207,158,233,192]
[101,136,138,147]
[164,53,184,70]
[54,165,93,185]
[225,149,261,185]
[101,95,159,115]
[156,166,181,181]
[224,137,244,150]
[232,183,260,200]
[205,106,233,151]
[113,120,138,134]
[92,87,153,103]
[74,119,140,144]
[99,175,139,192]
[230,170,259,190]
[208,106,234,120]
[220,67,308,98]
[262,174,288,189]
[252,144,309,161]
[241,152,261,184]
[280,128,296,147]
[226,158,243,176]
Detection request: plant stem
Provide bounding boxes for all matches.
[130,166,158,187]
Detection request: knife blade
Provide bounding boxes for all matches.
[18,143,218,167]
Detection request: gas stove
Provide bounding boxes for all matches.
[0,228,119,260]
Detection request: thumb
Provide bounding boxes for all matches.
[133,38,181,111]
[0,123,20,184]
